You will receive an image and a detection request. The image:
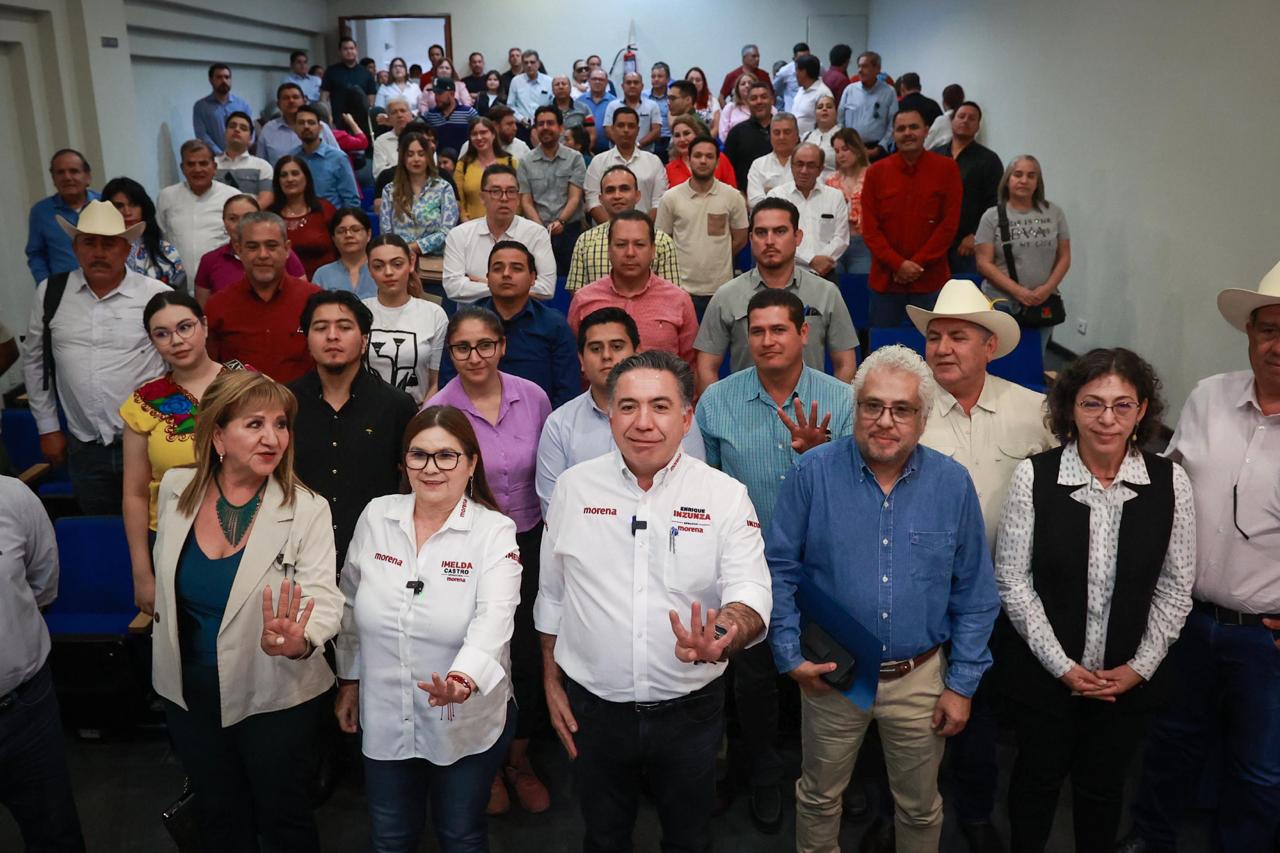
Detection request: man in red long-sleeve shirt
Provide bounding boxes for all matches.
[859,107,963,327]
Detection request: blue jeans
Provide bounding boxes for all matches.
[0,660,85,853]
[867,290,939,328]
[566,677,724,853]
[66,435,124,515]
[364,700,517,853]
[837,236,872,275]
[1130,609,1280,851]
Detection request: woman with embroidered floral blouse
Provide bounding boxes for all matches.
[120,291,245,616]
[379,131,459,260]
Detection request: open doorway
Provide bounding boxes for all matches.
[338,15,452,75]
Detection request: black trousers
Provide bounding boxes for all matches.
[566,677,724,853]
[1006,695,1149,853]
[0,660,85,853]
[512,526,547,740]
[550,221,582,280]
[731,641,783,787]
[164,664,324,853]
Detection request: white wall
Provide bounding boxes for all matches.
[869,0,1280,414]
[329,0,869,90]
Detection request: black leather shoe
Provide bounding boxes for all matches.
[961,821,1007,853]
[1114,833,1172,853]
[842,784,869,819]
[857,816,895,853]
[749,784,783,834]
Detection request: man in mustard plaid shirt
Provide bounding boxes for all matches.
[565,165,682,291]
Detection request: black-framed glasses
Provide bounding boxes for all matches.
[448,339,502,360]
[1233,483,1251,541]
[856,401,920,423]
[1077,399,1141,418]
[405,449,464,471]
[483,187,520,199]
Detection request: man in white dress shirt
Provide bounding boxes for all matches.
[790,55,832,135]
[747,112,799,208]
[442,164,555,304]
[534,307,705,515]
[156,140,239,282]
[22,201,169,514]
[1119,265,1280,853]
[536,349,771,853]
[766,143,849,278]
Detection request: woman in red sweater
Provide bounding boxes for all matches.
[269,155,336,278]
[664,115,736,188]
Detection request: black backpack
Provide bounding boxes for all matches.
[40,271,72,391]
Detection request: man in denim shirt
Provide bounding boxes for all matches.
[767,344,999,853]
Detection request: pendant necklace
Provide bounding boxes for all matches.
[215,476,266,546]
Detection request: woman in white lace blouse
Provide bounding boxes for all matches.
[993,347,1195,853]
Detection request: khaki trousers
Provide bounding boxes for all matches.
[795,651,946,853]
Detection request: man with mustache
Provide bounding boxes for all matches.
[204,210,319,384]
[25,148,98,284]
[22,201,169,513]
[766,344,999,853]
[859,107,963,328]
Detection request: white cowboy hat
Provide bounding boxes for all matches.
[906,279,1022,358]
[1217,260,1280,332]
[56,199,145,243]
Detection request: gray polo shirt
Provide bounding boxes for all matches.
[517,144,587,224]
[694,266,859,372]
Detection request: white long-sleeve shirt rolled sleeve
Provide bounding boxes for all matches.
[535,450,771,703]
[22,270,168,440]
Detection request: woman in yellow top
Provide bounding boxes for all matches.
[455,117,515,221]
[121,290,244,616]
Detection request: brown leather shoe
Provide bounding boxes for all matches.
[486,771,510,816]
[505,764,551,813]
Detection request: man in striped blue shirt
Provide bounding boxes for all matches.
[695,287,853,833]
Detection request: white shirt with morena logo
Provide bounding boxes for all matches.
[336,492,521,764]
[535,449,773,703]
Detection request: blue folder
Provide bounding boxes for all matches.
[796,577,884,711]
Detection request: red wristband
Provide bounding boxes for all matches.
[447,672,473,695]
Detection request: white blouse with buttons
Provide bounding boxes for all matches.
[336,493,521,765]
[995,443,1196,680]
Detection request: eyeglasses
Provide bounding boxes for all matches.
[150,319,201,344]
[448,339,502,360]
[333,225,367,236]
[405,449,464,471]
[856,401,920,423]
[483,188,520,199]
[1076,399,1141,418]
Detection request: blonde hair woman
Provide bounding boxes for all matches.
[151,371,342,852]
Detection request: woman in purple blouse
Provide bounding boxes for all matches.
[425,305,553,816]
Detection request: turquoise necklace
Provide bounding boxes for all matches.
[214,476,266,546]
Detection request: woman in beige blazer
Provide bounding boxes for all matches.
[151,371,342,853]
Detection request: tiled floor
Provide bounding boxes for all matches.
[1,686,1215,852]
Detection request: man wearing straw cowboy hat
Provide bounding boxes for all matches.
[909,277,1056,851]
[1118,265,1280,853]
[21,200,170,514]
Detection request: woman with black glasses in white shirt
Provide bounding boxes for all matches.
[336,405,520,853]
[993,347,1195,853]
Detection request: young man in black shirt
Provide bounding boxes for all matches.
[289,290,416,570]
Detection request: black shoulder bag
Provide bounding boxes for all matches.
[998,204,1065,329]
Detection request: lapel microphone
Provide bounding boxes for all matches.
[631,516,647,536]
[406,580,424,595]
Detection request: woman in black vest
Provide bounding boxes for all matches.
[993,348,1196,853]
